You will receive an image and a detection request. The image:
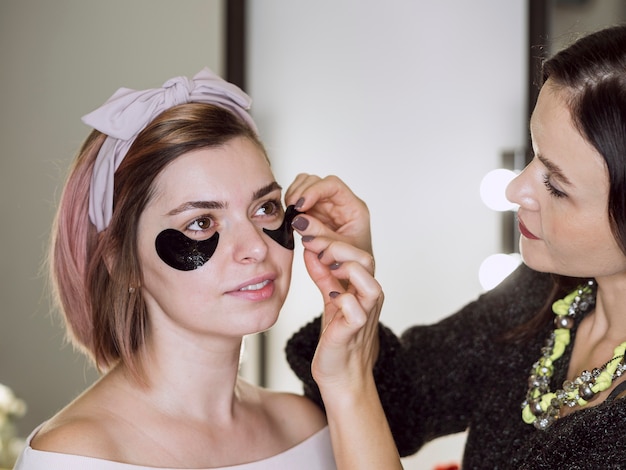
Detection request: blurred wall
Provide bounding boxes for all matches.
[550,0,626,52]
[0,0,225,436]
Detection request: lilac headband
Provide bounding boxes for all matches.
[81,67,258,232]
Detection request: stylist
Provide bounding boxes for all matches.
[286,24,626,469]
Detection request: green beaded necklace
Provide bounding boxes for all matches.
[521,280,626,430]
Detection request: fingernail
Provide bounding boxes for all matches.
[295,197,305,210]
[330,262,342,270]
[318,250,325,260]
[302,235,315,242]
[329,291,340,298]
[292,216,309,231]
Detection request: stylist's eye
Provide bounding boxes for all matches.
[187,216,213,232]
[542,174,567,198]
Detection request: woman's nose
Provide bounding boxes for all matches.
[505,165,539,211]
[229,220,269,263]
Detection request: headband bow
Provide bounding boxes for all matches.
[82,67,257,232]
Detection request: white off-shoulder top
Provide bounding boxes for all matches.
[13,424,336,470]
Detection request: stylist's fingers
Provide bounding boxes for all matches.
[301,237,380,336]
[303,235,375,276]
[286,174,372,252]
[291,209,374,262]
[320,293,368,343]
[299,235,376,309]
[288,174,368,220]
[317,276,381,345]
[312,271,383,383]
[330,253,382,314]
[285,173,321,207]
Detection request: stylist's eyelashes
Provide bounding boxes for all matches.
[292,216,309,231]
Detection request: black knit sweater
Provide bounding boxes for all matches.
[286,264,626,469]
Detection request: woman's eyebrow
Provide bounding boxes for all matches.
[253,181,282,200]
[167,200,225,216]
[538,154,572,185]
[165,182,282,216]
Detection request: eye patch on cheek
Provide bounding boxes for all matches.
[263,205,303,250]
[155,230,219,271]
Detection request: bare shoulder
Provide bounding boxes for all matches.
[271,390,326,424]
[30,375,127,459]
[246,382,327,439]
[31,413,120,459]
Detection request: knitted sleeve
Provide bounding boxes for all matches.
[285,263,553,457]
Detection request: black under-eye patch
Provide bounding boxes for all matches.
[155,230,220,271]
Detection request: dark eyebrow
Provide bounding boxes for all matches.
[253,181,282,200]
[537,155,572,185]
[166,182,282,216]
[167,200,225,216]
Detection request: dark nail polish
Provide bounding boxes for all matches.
[302,235,315,242]
[291,216,309,231]
[329,291,340,298]
[318,250,325,260]
[295,197,305,210]
[330,262,342,270]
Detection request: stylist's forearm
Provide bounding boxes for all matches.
[322,379,403,470]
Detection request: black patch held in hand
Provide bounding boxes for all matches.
[263,205,303,250]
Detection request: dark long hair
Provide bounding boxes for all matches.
[543,24,626,255]
[509,24,626,340]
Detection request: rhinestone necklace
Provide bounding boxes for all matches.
[521,280,626,430]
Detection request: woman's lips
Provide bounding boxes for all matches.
[227,275,276,301]
[518,217,540,240]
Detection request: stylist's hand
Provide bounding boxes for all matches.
[307,236,382,388]
[287,174,376,335]
[286,174,372,257]
[306,237,397,470]
[287,173,380,379]
[288,175,400,468]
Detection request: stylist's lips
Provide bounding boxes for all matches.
[518,217,540,240]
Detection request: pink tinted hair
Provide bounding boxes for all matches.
[49,103,264,382]
[49,131,105,360]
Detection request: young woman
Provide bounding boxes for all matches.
[14,68,401,469]
[286,24,626,468]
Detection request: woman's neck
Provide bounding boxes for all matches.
[123,332,248,424]
[590,274,626,342]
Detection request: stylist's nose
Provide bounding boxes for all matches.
[231,220,268,263]
[505,164,539,211]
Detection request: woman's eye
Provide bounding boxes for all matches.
[542,174,566,198]
[256,200,282,217]
[187,216,213,232]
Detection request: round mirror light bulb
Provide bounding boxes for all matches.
[479,253,522,290]
[480,168,518,211]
